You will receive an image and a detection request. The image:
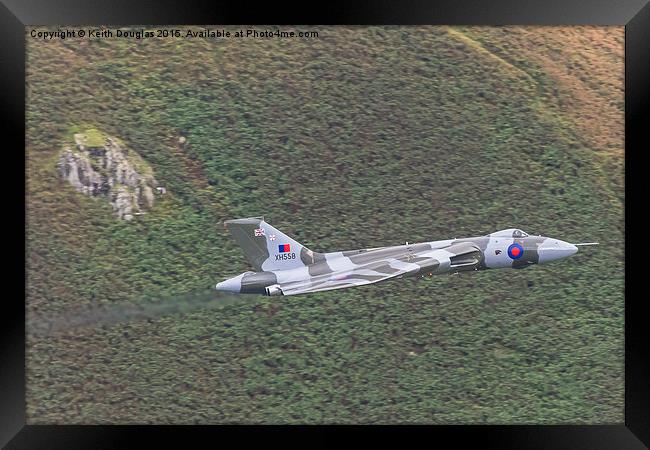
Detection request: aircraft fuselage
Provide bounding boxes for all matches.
[216,224,581,296]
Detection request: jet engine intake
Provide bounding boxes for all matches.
[447,243,484,272]
[450,247,483,269]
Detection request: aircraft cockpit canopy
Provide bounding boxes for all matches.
[490,228,530,238]
[512,229,529,238]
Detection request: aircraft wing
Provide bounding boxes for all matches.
[277,248,443,296]
[277,241,483,296]
[278,261,412,296]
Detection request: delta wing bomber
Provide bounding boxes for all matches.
[216,217,598,296]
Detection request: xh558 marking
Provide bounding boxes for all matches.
[216,217,597,296]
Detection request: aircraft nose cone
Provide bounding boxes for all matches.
[215,274,244,293]
[538,239,578,263]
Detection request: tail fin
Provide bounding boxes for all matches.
[224,217,321,271]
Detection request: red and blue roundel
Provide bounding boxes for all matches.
[507,243,524,259]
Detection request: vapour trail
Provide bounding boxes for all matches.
[28,289,263,337]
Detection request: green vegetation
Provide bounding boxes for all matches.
[80,128,107,148]
[26,26,624,423]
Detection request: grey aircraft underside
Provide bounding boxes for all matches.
[215,217,597,296]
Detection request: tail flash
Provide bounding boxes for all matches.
[224,217,321,271]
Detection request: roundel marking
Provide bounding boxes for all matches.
[507,243,524,259]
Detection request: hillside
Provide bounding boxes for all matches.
[26,26,624,423]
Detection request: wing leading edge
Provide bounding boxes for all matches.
[277,247,446,296]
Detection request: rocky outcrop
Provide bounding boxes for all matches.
[57,131,160,220]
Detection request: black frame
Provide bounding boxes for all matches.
[3,0,648,447]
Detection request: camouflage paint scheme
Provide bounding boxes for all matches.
[216,218,580,296]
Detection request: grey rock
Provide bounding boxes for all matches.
[142,185,155,208]
[58,134,161,220]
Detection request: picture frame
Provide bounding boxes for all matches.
[3,0,648,447]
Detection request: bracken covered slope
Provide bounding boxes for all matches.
[26,26,623,423]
